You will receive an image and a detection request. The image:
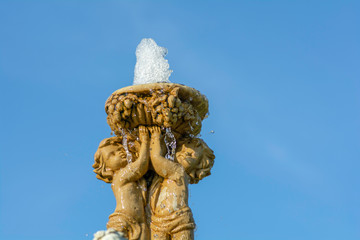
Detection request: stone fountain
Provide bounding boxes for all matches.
[93,39,215,240]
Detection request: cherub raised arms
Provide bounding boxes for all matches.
[93,126,150,240]
[148,126,215,240]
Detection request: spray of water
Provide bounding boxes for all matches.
[133,38,172,85]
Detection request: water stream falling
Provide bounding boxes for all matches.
[119,128,148,193]
[164,127,176,161]
[120,128,133,163]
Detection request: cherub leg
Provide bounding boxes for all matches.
[139,223,150,240]
[151,230,169,240]
[172,230,194,240]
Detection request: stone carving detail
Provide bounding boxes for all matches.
[93,83,215,240]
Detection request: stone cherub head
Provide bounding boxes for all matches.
[93,136,139,183]
[175,138,215,184]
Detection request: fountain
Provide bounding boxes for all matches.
[93,39,215,240]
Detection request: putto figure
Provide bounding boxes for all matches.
[148,126,214,240]
[93,126,150,240]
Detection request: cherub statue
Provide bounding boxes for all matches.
[148,126,215,240]
[93,126,150,240]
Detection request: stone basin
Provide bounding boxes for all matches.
[105,83,209,136]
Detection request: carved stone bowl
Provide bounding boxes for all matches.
[105,83,209,136]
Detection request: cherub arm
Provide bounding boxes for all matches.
[114,126,150,185]
[149,126,184,185]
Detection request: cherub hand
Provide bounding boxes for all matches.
[138,126,149,143]
[149,126,162,138]
[149,126,164,156]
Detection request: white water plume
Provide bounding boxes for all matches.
[133,38,172,85]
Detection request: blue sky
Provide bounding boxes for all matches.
[1,1,359,240]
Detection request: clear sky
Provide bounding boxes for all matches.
[1,1,359,240]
